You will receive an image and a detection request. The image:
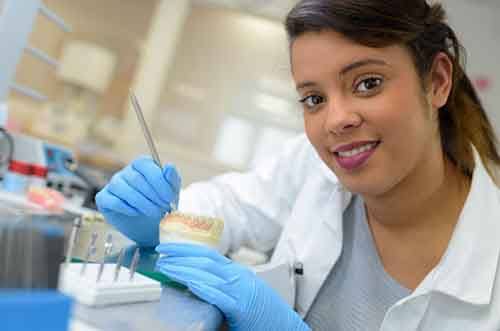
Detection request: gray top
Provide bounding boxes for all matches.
[305,195,411,330]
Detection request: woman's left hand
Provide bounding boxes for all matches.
[155,243,310,331]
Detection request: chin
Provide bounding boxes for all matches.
[333,165,393,197]
[343,181,386,196]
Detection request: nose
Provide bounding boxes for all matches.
[323,98,363,136]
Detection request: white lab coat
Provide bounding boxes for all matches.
[178,134,500,330]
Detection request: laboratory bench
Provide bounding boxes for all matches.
[74,285,224,331]
[0,194,225,331]
[73,245,226,331]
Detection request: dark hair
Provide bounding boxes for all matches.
[285,0,500,180]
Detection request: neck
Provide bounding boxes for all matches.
[364,153,470,233]
[361,150,471,289]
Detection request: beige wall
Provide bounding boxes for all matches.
[6,1,300,183]
[153,5,301,183]
[9,0,157,128]
[442,0,500,136]
[5,0,499,185]
[6,1,299,177]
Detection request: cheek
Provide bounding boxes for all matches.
[372,84,431,145]
[303,113,321,143]
[369,91,436,189]
[303,113,328,157]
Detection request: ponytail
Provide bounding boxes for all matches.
[414,3,500,180]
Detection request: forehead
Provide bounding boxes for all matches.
[290,30,412,79]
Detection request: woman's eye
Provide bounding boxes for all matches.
[355,77,383,93]
[299,95,324,109]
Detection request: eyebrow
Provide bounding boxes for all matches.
[296,58,389,90]
[340,58,388,76]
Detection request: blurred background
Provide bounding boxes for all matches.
[2,3,496,329]
[2,0,499,202]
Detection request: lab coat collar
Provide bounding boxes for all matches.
[418,150,500,305]
[288,151,353,316]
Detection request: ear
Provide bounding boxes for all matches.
[427,52,453,110]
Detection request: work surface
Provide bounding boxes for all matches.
[0,195,225,331]
[74,285,224,331]
[69,243,226,331]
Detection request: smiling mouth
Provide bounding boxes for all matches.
[332,141,381,171]
[334,141,380,158]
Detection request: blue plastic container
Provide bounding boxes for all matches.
[0,290,73,331]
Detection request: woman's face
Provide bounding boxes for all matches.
[291,30,445,197]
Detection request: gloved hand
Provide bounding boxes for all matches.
[155,243,311,331]
[95,156,181,247]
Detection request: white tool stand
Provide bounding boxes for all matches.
[60,263,162,307]
[60,246,224,331]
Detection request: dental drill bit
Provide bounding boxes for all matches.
[129,248,141,281]
[97,233,113,282]
[113,248,125,282]
[65,217,82,267]
[81,231,98,276]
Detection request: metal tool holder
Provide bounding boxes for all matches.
[0,210,73,331]
[0,215,66,289]
[0,0,71,104]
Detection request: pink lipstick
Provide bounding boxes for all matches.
[333,141,380,171]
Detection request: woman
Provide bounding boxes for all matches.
[96,0,500,330]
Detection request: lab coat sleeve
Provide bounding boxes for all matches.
[177,134,315,255]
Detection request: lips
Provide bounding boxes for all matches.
[331,141,380,171]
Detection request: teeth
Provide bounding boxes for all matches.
[337,142,377,157]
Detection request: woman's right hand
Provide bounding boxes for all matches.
[95,156,181,247]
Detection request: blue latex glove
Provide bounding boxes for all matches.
[155,243,311,331]
[95,156,181,247]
